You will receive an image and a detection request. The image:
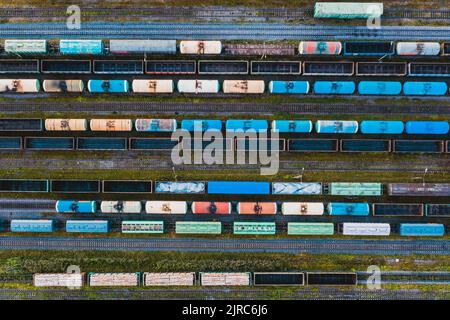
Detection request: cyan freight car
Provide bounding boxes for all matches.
[207,181,270,195]
[399,224,445,237]
[327,202,370,216]
[225,120,269,132]
[268,81,309,94]
[59,40,103,55]
[358,81,402,95]
[10,219,54,233]
[65,220,108,233]
[405,121,449,135]
[271,120,312,133]
[180,119,222,132]
[360,121,405,134]
[403,82,448,96]
[87,80,129,93]
[55,200,96,213]
[315,120,358,134]
[313,81,356,95]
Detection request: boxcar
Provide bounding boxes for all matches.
[179,41,222,54]
[388,183,450,197]
[269,81,309,94]
[177,79,220,93]
[281,202,324,215]
[59,39,103,55]
[225,119,268,132]
[0,79,40,93]
[143,273,195,286]
[100,201,142,214]
[405,121,449,135]
[109,39,176,54]
[42,80,84,93]
[10,219,54,233]
[358,81,402,95]
[223,80,265,94]
[180,119,222,132]
[175,221,222,234]
[199,272,251,286]
[313,81,356,94]
[155,181,206,194]
[426,204,450,217]
[288,222,334,235]
[132,80,174,93]
[66,220,108,233]
[87,80,129,93]
[315,120,358,134]
[121,221,164,234]
[4,39,47,54]
[88,273,139,287]
[403,82,448,96]
[192,201,231,214]
[299,41,341,55]
[208,181,270,195]
[233,222,276,235]
[344,41,393,56]
[399,224,445,237]
[33,273,84,287]
[145,201,187,214]
[329,182,382,196]
[342,223,390,236]
[314,2,383,19]
[360,120,404,134]
[55,200,96,213]
[271,120,312,133]
[237,202,277,214]
[45,119,88,131]
[327,202,370,216]
[89,119,132,131]
[372,203,424,216]
[396,42,440,56]
[135,119,177,132]
[272,182,322,195]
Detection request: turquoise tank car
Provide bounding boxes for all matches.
[358,81,402,95]
[313,81,355,94]
[87,80,129,93]
[268,81,309,94]
[360,121,405,134]
[405,121,449,134]
[327,202,370,216]
[399,224,445,237]
[315,120,358,134]
[225,119,269,132]
[55,200,96,213]
[271,120,312,133]
[403,81,448,95]
[59,39,103,55]
[180,119,222,132]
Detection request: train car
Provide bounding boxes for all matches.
[314,2,383,18]
[44,119,88,131]
[42,80,84,93]
[357,81,402,95]
[109,39,176,54]
[237,202,277,215]
[175,221,222,235]
[388,183,450,197]
[281,202,324,215]
[199,60,248,74]
[199,272,251,286]
[341,139,391,153]
[315,120,358,134]
[0,179,49,192]
[145,201,187,214]
[298,41,341,55]
[177,79,220,94]
[180,119,222,132]
[271,120,312,133]
[132,80,174,93]
[343,41,394,56]
[426,204,450,217]
[0,59,39,74]
[55,200,96,213]
[304,61,354,76]
[396,42,440,56]
[87,80,129,93]
[342,223,390,236]
[268,81,309,94]
[225,119,268,132]
[4,39,47,54]
[327,202,370,216]
[135,119,177,132]
[408,63,450,77]
[399,224,445,237]
[222,80,265,94]
[59,39,103,55]
[223,43,296,56]
[329,182,382,196]
[93,60,143,74]
[251,61,301,75]
[233,222,276,235]
[10,219,54,233]
[306,272,357,286]
[179,41,222,54]
[88,273,139,287]
[403,82,448,96]
[208,181,270,195]
[192,201,231,214]
[372,203,424,217]
[89,119,132,131]
[155,181,206,194]
[356,62,406,76]
[272,182,322,195]
[121,221,164,234]
[33,273,84,287]
[287,222,334,235]
[0,79,40,93]
[66,220,108,233]
[313,81,356,95]
[360,120,404,134]
[100,201,142,214]
[394,140,445,153]
[143,272,195,286]
[405,121,449,135]
[145,60,196,74]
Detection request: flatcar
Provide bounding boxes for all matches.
[100,201,142,214]
[45,119,88,131]
[192,201,231,214]
[281,202,324,215]
[299,41,341,55]
[89,119,132,131]
[55,200,96,213]
[179,41,222,54]
[237,202,277,215]
[268,81,309,94]
[0,79,40,93]
[145,201,187,214]
[42,80,84,93]
[59,39,103,55]
[396,42,440,56]
[222,80,265,94]
[87,80,129,93]
[4,39,47,54]
[132,79,174,93]
[177,79,220,93]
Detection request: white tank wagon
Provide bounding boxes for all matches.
[132,79,174,93]
[396,42,441,56]
[177,79,220,93]
[100,201,142,214]
[180,41,222,54]
[343,223,391,236]
[42,80,84,93]
[223,80,265,94]
[281,202,325,215]
[45,119,88,131]
[33,273,84,287]
[88,273,139,286]
[135,119,177,132]
[145,201,187,214]
[89,119,132,131]
[200,272,251,286]
[143,273,195,286]
[0,79,40,93]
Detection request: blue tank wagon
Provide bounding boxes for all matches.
[399,224,445,237]
[65,220,109,233]
[87,80,129,93]
[358,81,402,95]
[360,121,404,134]
[225,120,269,132]
[180,119,222,132]
[313,81,356,95]
[405,121,449,135]
[55,200,97,213]
[271,120,312,133]
[10,219,54,233]
[268,81,309,94]
[403,82,448,96]
[315,120,358,134]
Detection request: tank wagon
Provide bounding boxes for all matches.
[396,42,441,56]
[89,119,132,131]
[42,80,84,93]
[132,80,174,93]
[177,79,220,93]
[315,120,358,134]
[358,81,402,95]
[87,80,129,93]
[281,202,324,215]
[0,79,40,93]
[135,119,177,132]
[299,41,341,55]
[145,201,187,214]
[223,80,265,94]
[192,201,231,214]
[181,119,222,132]
[100,201,142,214]
[237,202,277,215]
[45,119,87,131]
[327,203,370,216]
[313,81,355,95]
[269,81,309,94]
[55,200,96,213]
